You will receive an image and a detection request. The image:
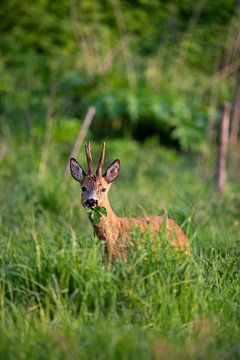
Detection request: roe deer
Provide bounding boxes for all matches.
[70,141,189,260]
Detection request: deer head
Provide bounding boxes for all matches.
[70,141,120,209]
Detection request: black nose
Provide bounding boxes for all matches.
[85,198,98,208]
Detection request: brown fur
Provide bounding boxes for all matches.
[70,143,189,261]
[92,197,189,260]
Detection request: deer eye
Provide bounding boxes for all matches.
[101,188,106,192]
[82,187,87,192]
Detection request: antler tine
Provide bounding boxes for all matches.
[85,141,93,174]
[96,142,106,176]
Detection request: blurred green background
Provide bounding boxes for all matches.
[0,0,239,152]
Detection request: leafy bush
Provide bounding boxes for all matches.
[0,0,237,152]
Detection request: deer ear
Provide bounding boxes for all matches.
[104,159,120,183]
[70,158,86,182]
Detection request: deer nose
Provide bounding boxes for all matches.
[85,198,98,208]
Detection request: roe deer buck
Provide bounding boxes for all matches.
[70,141,189,260]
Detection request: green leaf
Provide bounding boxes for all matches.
[86,206,107,225]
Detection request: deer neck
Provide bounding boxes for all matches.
[89,198,119,250]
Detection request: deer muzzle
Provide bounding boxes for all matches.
[85,198,98,208]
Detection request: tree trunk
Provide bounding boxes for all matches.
[229,69,240,146]
[63,106,96,181]
[216,103,230,193]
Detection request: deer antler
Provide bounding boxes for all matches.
[96,142,106,176]
[85,141,93,174]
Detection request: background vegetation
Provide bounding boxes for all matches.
[0,0,240,359]
[1,0,239,150]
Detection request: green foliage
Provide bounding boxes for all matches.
[0,0,237,151]
[0,134,240,358]
[86,206,107,225]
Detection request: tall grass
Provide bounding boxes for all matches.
[0,131,240,359]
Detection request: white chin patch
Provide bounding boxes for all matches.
[85,204,96,209]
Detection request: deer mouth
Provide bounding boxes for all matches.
[85,199,98,209]
[85,204,96,210]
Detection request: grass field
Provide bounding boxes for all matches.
[1,126,240,359]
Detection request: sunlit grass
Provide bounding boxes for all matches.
[0,133,240,359]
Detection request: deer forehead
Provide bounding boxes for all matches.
[81,175,108,189]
